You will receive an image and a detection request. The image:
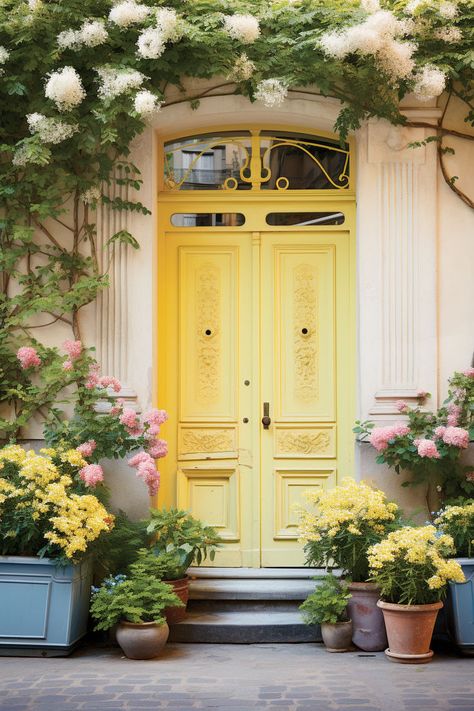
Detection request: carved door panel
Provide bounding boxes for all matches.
[164,232,258,567]
[259,233,351,566]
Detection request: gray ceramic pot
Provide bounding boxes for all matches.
[347,582,387,651]
[321,620,353,652]
[116,621,169,660]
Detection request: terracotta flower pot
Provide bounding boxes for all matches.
[347,582,387,651]
[321,620,353,653]
[164,576,189,624]
[116,620,169,660]
[377,600,443,664]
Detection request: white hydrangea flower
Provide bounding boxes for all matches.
[405,0,425,14]
[136,27,166,59]
[109,1,150,28]
[439,1,458,19]
[28,0,42,10]
[365,10,406,39]
[57,30,82,50]
[81,186,101,204]
[254,78,288,108]
[0,46,10,64]
[134,89,163,117]
[434,26,462,42]
[345,25,384,55]
[319,31,350,59]
[80,21,108,47]
[361,0,380,13]
[377,40,416,79]
[227,53,256,81]
[45,67,86,112]
[156,7,183,42]
[96,67,146,101]
[26,113,79,144]
[223,14,260,44]
[413,64,447,101]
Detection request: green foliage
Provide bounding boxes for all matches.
[146,507,223,573]
[125,548,186,581]
[90,572,182,630]
[300,575,351,625]
[354,370,474,501]
[91,511,151,582]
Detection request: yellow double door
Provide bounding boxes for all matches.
[159,227,353,567]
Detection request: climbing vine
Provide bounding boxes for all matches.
[0,0,472,436]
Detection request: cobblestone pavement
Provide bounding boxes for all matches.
[0,643,472,711]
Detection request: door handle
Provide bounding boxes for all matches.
[262,402,271,430]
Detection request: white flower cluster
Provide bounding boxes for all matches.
[0,46,10,64]
[28,0,42,10]
[156,8,183,42]
[45,67,86,111]
[405,0,458,18]
[223,14,260,44]
[413,63,446,101]
[13,143,51,167]
[133,89,163,118]
[360,0,380,13]
[439,1,458,18]
[434,26,462,42]
[137,27,165,59]
[227,53,256,81]
[109,0,150,28]
[26,113,79,144]
[96,67,146,101]
[254,78,288,107]
[81,186,101,204]
[320,10,416,80]
[58,21,108,50]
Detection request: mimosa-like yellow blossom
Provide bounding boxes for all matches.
[435,502,474,558]
[59,449,87,468]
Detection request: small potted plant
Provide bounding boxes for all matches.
[368,525,465,663]
[299,478,401,651]
[434,500,474,653]
[300,575,353,652]
[145,508,222,623]
[90,563,183,659]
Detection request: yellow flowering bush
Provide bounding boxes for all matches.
[0,445,113,562]
[435,501,474,558]
[299,478,400,582]
[368,526,465,605]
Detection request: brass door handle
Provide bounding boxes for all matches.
[262,402,271,429]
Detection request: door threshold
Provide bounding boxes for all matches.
[187,567,336,579]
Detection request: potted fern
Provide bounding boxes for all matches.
[90,561,182,660]
[300,575,353,652]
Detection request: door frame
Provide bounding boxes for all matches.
[154,126,356,566]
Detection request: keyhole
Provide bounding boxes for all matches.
[302,327,308,335]
[205,329,212,336]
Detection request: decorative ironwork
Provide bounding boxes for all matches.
[164,131,350,192]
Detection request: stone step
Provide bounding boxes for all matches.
[188,567,328,580]
[188,599,302,613]
[189,578,318,601]
[168,609,321,644]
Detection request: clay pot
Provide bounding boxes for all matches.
[377,600,443,664]
[164,576,189,624]
[321,620,353,652]
[116,620,169,660]
[347,582,387,651]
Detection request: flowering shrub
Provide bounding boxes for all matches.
[0,444,113,561]
[435,501,474,558]
[299,478,401,582]
[355,369,474,500]
[368,526,465,604]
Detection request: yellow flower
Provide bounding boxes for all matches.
[59,449,87,468]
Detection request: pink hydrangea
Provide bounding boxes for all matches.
[62,339,82,361]
[145,423,161,437]
[447,403,462,427]
[86,363,100,389]
[143,409,168,426]
[434,426,446,439]
[462,368,474,378]
[128,452,160,496]
[17,346,41,369]
[395,400,409,413]
[62,360,73,371]
[77,440,97,458]
[128,451,151,468]
[99,375,121,393]
[119,407,143,435]
[79,463,104,487]
[442,426,469,449]
[369,423,410,452]
[416,439,440,459]
[147,438,168,459]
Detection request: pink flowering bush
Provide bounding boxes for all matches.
[355,369,474,501]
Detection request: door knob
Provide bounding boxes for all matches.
[262,402,271,429]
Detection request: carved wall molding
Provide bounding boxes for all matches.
[293,263,318,403]
[195,262,221,402]
[181,429,234,454]
[276,429,331,456]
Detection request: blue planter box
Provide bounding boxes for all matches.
[448,558,474,655]
[0,555,93,656]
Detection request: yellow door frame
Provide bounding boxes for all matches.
[154,126,356,566]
